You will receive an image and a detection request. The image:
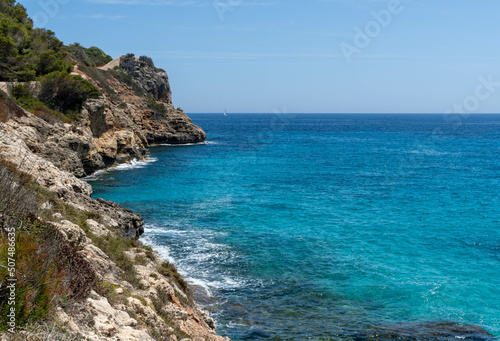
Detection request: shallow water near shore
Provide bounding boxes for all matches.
[87,114,500,340]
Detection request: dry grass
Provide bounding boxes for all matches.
[0,162,96,332]
[157,262,190,294]
[0,215,97,331]
[0,159,37,220]
[0,322,88,340]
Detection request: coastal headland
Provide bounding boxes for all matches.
[0,2,228,339]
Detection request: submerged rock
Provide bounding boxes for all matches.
[354,321,497,341]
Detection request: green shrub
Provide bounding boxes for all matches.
[96,282,128,306]
[78,65,121,103]
[0,2,73,82]
[157,262,189,293]
[35,50,72,76]
[134,254,148,265]
[67,44,112,67]
[108,68,145,97]
[132,294,148,307]
[86,46,112,66]
[38,71,100,115]
[60,203,101,230]
[0,88,26,122]
[0,215,96,331]
[10,83,67,123]
[139,56,154,68]
[89,233,144,288]
[145,247,155,260]
[147,96,167,119]
[9,72,99,123]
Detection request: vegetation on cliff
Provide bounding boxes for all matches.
[0,161,95,335]
[0,154,219,340]
[0,1,102,121]
[0,2,220,340]
[1,0,193,130]
[0,0,70,81]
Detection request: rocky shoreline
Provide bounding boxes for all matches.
[0,51,229,340]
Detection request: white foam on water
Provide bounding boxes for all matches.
[140,233,176,264]
[156,141,217,147]
[84,169,107,180]
[144,226,188,236]
[140,222,250,294]
[185,276,214,297]
[408,149,456,156]
[114,157,158,170]
[84,157,158,180]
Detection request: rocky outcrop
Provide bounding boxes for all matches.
[0,128,145,238]
[0,127,93,196]
[118,55,172,104]
[79,57,206,170]
[0,53,205,178]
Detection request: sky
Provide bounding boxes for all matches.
[18,0,500,114]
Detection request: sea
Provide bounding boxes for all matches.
[86,114,500,340]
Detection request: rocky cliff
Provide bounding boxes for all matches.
[1,54,205,178]
[0,56,228,340]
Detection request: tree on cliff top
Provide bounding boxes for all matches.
[0,0,72,81]
[67,43,112,67]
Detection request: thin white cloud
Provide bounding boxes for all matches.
[141,50,500,63]
[80,13,130,19]
[85,0,278,6]
[85,0,195,5]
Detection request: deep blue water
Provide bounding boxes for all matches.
[87,114,500,340]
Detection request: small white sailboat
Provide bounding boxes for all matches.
[223,109,228,117]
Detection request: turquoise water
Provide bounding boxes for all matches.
[87,114,500,340]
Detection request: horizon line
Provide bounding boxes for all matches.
[186,112,500,115]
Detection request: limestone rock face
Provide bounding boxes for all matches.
[1,110,100,178]
[119,55,172,104]
[0,126,145,239]
[140,106,207,145]
[97,56,206,146]
[80,97,150,170]
[0,129,93,196]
